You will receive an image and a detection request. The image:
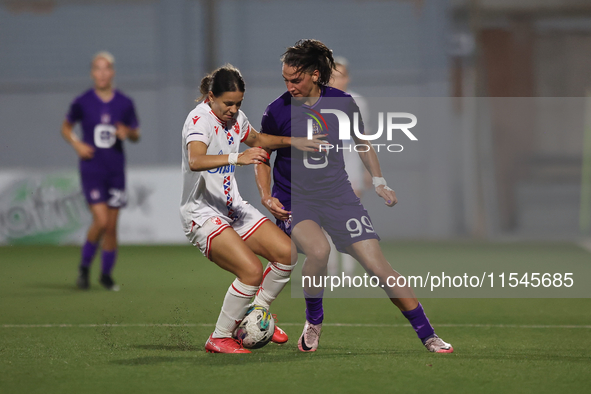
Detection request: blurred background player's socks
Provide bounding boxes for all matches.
[304,289,324,324]
[213,279,258,338]
[101,250,117,275]
[80,240,98,268]
[401,302,435,343]
[253,262,294,309]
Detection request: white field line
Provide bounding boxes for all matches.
[1,323,591,329]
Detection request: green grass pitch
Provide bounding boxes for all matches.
[1,242,590,393]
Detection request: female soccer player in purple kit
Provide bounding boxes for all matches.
[61,52,140,291]
[255,39,453,353]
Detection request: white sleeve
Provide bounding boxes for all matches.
[239,112,251,143]
[185,117,211,146]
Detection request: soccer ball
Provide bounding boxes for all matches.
[233,305,275,349]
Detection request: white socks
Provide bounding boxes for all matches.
[212,278,258,338]
[252,262,294,309]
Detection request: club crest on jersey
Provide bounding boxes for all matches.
[233,122,240,135]
[305,109,328,135]
[101,114,111,124]
[211,217,222,226]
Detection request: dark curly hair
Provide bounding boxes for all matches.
[197,64,245,102]
[281,39,336,85]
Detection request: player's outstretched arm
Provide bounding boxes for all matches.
[254,159,290,221]
[188,141,269,172]
[244,126,325,152]
[352,133,397,207]
[61,119,94,160]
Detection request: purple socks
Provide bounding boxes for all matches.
[80,240,117,276]
[304,289,324,324]
[401,302,436,344]
[80,240,98,268]
[101,250,117,276]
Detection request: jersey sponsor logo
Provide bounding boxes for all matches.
[90,189,101,200]
[215,126,219,135]
[211,217,222,226]
[93,124,117,149]
[101,113,111,124]
[192,115,201,125]
[207,164,235,174]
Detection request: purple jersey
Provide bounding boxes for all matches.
[66,89,138,207]
[66,89,139,175]
[260,86,363,206]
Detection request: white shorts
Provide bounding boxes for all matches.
[185,203,269,259]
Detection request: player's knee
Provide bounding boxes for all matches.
[305,244,330,264]
[93,217,108,233]
[104,223,117,237]
[241,262,263,287]
[274,241,293,266]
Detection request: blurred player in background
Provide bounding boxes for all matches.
[255,39,453,353]
[61,51,140,291]
[326,56,371,276]
[180,65,322,353]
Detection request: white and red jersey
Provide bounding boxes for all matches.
[180,101,251,233]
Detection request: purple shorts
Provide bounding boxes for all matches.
[277,186,380,253]
[80,171,127,208]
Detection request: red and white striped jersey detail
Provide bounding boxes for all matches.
[240,124,250,143]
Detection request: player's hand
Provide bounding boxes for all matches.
[291,134,328,152]
[261,195,291,221]
[376,185,397,207]
[115,122,130,140]
[238,147,270,166]
[74,141,94,160]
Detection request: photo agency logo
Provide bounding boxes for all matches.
[306,109,418,153]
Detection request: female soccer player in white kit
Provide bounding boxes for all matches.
[180,65,322,353]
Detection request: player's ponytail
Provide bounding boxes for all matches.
[197,64,245,102]
[281,39,336,85]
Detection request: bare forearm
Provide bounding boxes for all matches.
[247,131,290,149]
[254,162,273,199]
[61,120,77,145]
[358,147,383,178]
[189,154,233,172]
